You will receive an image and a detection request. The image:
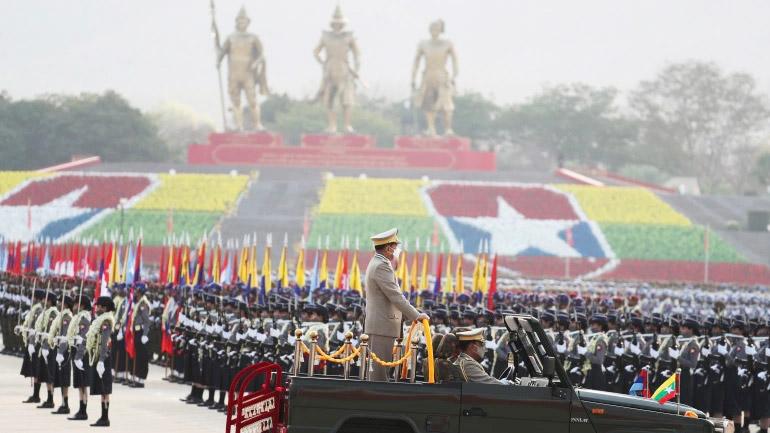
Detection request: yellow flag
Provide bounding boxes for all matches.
[398,251,408,292]
[445,254,453,294]
[471,252,480,292]
[295,247,305,288]
[319,249,328,287]
[479,253,488,294]
[455,254,464,294]
[420,252,429,291]
[409,254,418,292]
[165,244,174,284]
[261,245,272,292]
[278,245,288,288]
[349,251,361,292]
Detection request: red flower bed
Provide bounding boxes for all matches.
[428,184,579,219]
[601,260,770,285]
[2,175,150,208]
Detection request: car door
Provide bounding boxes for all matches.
[459,381,571,433]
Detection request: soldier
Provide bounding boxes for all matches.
[20,288,46,403]
[453,328,509,385]
[130,284,152,388]
[111,284,127,384]
[87,296,116,427]
[35,290,60,409]
[50,292,74,414]
[678,317,701,406]
[364,228,428,382]
[67,295,92,421]
[584,314,609,391]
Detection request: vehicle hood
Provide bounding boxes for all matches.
[576,388,706,418]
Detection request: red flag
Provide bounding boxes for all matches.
[159,245,167,285]
[487,254,498,310]
[125,285,136,359]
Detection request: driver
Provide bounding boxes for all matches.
[454,328,509,385]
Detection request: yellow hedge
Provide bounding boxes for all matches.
[134,173,250,212]
[0,171,51,197]
[555,185,691,226]
[317,177,429,216]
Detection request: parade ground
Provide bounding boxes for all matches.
[0,353,221,433]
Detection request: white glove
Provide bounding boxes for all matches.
[28,344,35,355]
[41,348,50,359]
[701,347,710,357]
[614,346,624,356]
[13,325,21,335]
[96,361,105,377]
[737,367,747,377]
[624,364,635,373]
[668,348,680,359]
[141,335,149,344]
[758,371,767,381]
[649,348,659,358]
[577,345,587,355]
[745,345,756,356]
[117,330,124,341]
[569,366,580,374]
[717,344,728,355]
[556,342,567,353]
[766,347,770,357]
[75,336,83,345]
[630,343,641,355]
[56,353,64,365]
[710,364,721,373]
[74,359,84,370]
[29,330,36,338]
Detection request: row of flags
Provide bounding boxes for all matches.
[0,234,503,307]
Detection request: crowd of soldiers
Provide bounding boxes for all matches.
[1,273,768,433]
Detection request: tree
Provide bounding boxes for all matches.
[495,83,635,169]
[148,102,214,163]
[0,91,169,169]
[629,61,770,192]
[754,151,770,187]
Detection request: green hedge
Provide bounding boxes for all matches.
[601,223,745,262]
[308,214,449,252]
[77,210,220,246]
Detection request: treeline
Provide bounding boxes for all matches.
[1,60,768,193]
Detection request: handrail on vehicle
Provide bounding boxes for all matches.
[225,361,284,433]
[292,318,435,384]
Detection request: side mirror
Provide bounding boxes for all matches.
[542,356,556,379]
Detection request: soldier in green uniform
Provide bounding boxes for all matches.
[87,296,115,427]
[454,328,508,385]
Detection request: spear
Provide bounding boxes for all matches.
[210,0,228,130]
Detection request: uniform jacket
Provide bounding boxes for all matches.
[364,254,419,338]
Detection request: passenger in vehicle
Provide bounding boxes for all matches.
[454,329,509,385]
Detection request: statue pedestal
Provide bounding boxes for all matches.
[209,131,283,147]
[394,135,471,151]
[301,133,375,149]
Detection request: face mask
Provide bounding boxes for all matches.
[392,245,402,260]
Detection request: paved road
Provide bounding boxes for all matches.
[0,354,222,433]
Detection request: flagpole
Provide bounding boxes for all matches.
[676,368,681,415]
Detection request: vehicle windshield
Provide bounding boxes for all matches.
[503,315,563,384]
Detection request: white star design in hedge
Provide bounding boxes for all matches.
[0,187,92,242]
[453,196,580,257]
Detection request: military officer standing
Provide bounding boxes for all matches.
[131,284,152,388]
[68,295,92,421]
[87,296,115,427]
[364,228,428,381]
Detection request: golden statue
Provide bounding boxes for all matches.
[313,5,361,134]
[411,19,459,136]
[216,6,268,131]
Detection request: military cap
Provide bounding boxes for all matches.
[78,295,92,309]
[63,295,74,308]
[590,313,608,326]
[540,310,556,323]
[682,317,700,331]
[95,296,115,312]
[370,228,400,246]
[556,311,570,326]
[33,289,46,300]
[456,328,485,342]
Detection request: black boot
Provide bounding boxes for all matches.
[37,390,55,409]
[180,386,197,402]
[23,383,41,403]
[90,402,110,427]
[68,401,88,420]
[198,389,215,406]
[185,387,203,404]
[210,391,226,410]
[52,397,70,414]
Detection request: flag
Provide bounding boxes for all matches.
[419,251,429,291]
[397,248,408,292]
[487,254,498,310]
[349,251,361,292]
[133,239,142,283]
[295,241,306,288]
[433,253,443,296]
[629,369,649,396]
[261,241,272,293]
[455,253,464,294]
[445,254,453,294]
[650,373,678,404]
[333,247,345,289]
[277,234,288,288]
[318,248,328,289]
[409,253,418,293]
[125,284,136,359]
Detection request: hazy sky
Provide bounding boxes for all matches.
[2,0,769,128]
